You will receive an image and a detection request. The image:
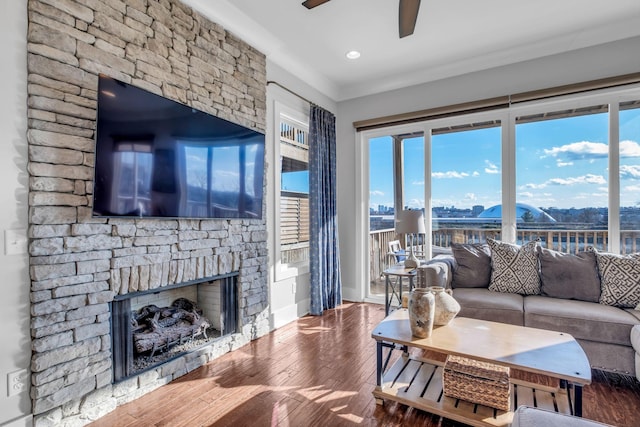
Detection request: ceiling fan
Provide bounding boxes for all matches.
[302,0,421,38]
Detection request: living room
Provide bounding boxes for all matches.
[1,0,640,426]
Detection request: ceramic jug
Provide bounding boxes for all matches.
[408,287,435,338]
[429,286,460,326]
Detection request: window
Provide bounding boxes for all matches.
[367,132,425,298]
[358,85,640,305]
[279,119,310,266]
[431,123,502,247]
[620,100,640,253]
[516,106,609,251]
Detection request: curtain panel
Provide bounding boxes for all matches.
[308,105,342,315]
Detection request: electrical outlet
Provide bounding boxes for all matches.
[7,369,28,397]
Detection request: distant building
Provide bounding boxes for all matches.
[471,205,485,217]
[478,203,556,222]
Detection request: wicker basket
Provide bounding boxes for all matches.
[443,355,511,411]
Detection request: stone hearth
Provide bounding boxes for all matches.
[26,0,268,425]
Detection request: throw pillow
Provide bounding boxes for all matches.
[487,239,541,295]
[537,246,600,302]
[450,242,492,288]
[596,251,640,308]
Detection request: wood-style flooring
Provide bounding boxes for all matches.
[89,302,640,427]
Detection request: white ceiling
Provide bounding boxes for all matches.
[183,0,640,102]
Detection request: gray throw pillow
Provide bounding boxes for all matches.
[596,251,640,308]
[451,243,491,288]
[488,239,541,295]
[537,246,600,302]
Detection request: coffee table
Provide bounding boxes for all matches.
[372,309,592,427]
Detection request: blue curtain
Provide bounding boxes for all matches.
[308,105,342,315]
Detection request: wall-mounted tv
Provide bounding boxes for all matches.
[93,75,265,219]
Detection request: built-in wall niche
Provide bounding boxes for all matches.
[111,273,239,382]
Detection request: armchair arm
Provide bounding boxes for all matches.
[416,257,454,289]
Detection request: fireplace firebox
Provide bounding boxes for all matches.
[111,273,239,382]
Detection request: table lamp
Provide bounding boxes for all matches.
[395,209,426,269]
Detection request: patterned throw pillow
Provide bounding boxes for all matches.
[596,252,640,308]
[488,239,541,295]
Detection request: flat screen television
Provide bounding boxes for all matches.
[93,75,265,219]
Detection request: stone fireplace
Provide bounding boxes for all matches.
[26,0,269,425]
[111,274,239,382]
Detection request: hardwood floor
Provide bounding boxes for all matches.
[89,302,640,427]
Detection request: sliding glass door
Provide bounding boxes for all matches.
[367,131,424,299]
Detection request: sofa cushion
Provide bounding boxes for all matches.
[450,242,491,288]
[537,246,600,303]
[524,295,639,346]
[488,239,540,295]
[577,339,636,374]
[452,288,524,326]
[596,251,640,308]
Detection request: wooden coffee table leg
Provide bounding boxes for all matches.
[574,383,583,417]
[375,340,383,402]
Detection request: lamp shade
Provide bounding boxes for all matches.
[395,209,426,234]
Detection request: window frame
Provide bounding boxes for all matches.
[356,84,640,303]
[272,101,310,282]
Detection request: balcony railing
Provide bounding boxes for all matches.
[369,227,640,283]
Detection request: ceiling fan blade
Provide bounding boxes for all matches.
[399,0,421,38]
[302,0,331,9]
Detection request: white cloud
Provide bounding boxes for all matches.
[519,192,534,198]
[543,141,607,160]
[620,165,640,180]
[624,184,640,192]
[524,183,545,189]
[370,190,384,197]
[547,174,606,186]
[472,171,480,177]
[484,161,500,174]
[523,173,606,189]
[432,171,469,179]
[412,180,425,186]
[556,160,573,167]
[464,193,477,201]
[544,140,640,161]
[620,140,640,157]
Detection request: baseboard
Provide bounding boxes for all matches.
[270,299,310,330]
[2,414,33,427]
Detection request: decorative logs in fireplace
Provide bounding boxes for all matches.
[131,298,211,357]
[112,274,239,382]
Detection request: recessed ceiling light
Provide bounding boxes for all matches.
[345,50,361,60]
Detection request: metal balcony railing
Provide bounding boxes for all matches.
[369,227,640,283]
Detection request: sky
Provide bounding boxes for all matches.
[369,106,640,212]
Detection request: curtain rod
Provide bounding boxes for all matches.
[267,80,313,105]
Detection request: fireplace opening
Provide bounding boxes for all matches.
[111,273,239,382]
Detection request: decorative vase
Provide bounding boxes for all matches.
[408,287,435,338]
[429,286,460,325]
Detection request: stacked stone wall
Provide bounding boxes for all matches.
[26,0,268,425]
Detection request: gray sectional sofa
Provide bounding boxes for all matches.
[417,239,640,380]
